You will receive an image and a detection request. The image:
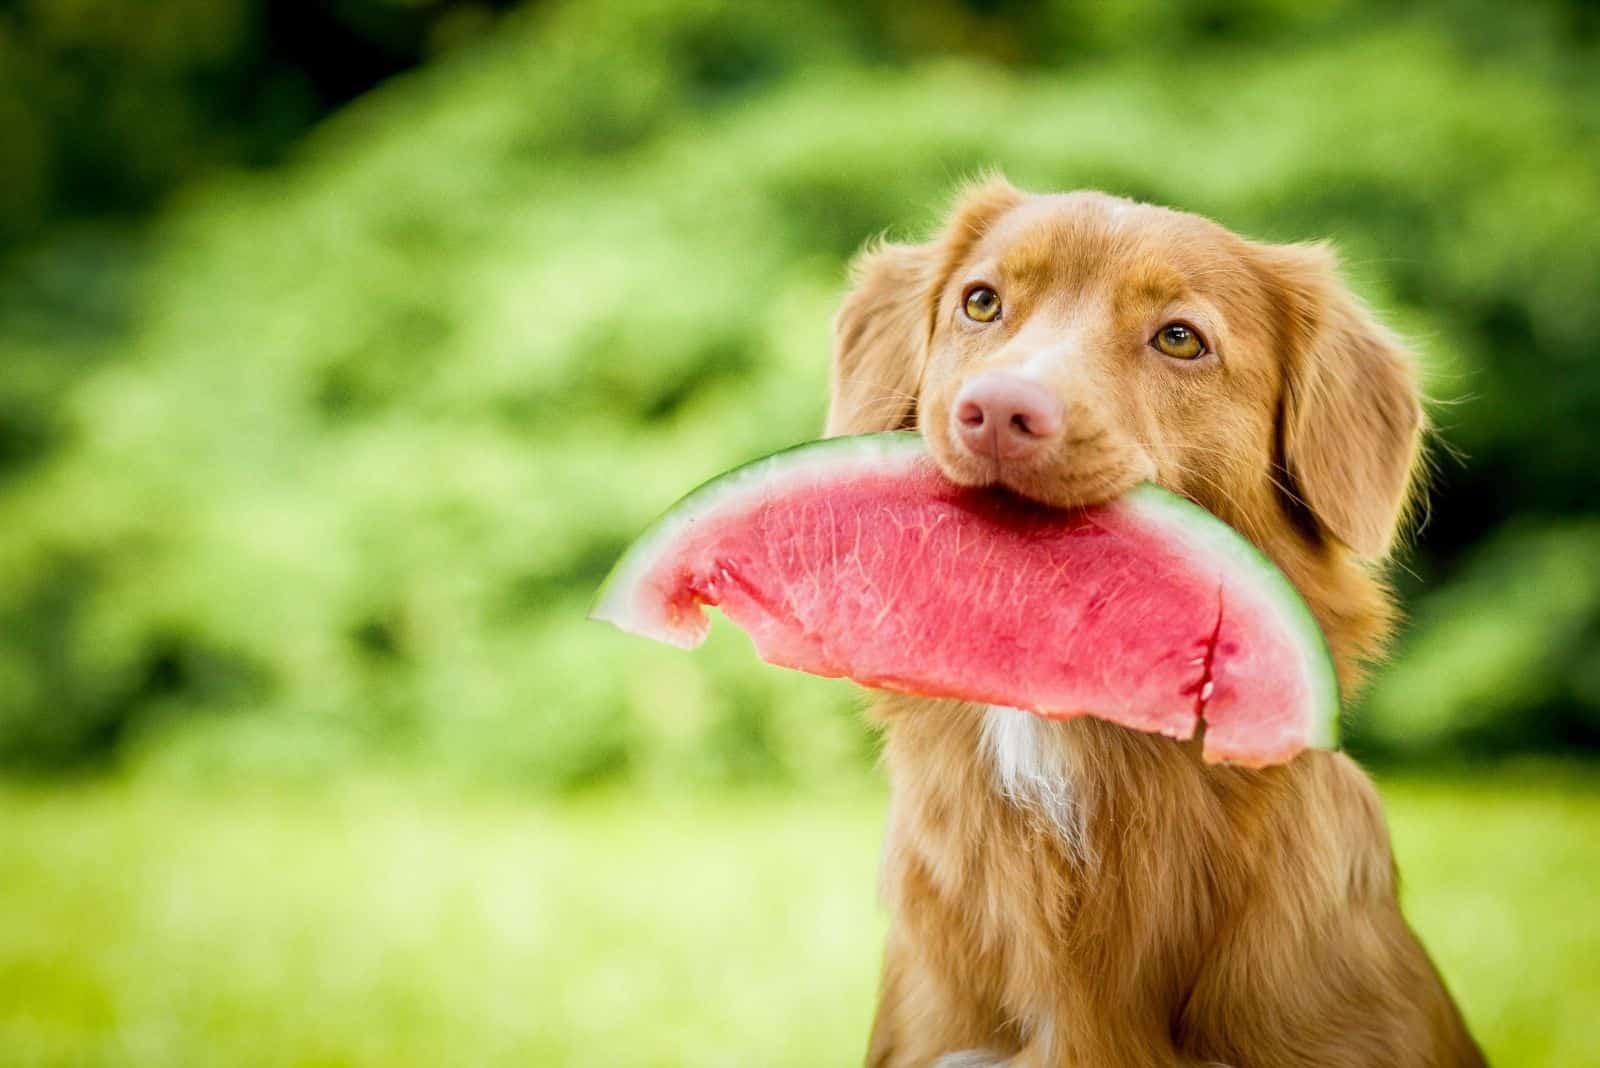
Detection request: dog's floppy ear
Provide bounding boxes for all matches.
[826,177,1024,436]
[1266,242,1424,559]
[826,241,936,436]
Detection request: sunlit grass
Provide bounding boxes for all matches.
[0,768,1595,1067]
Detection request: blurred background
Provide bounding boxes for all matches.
[0,0,1596,1064]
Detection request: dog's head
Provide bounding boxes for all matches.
[828,177,1423,566]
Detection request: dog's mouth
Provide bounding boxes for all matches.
[925,430,1155,512]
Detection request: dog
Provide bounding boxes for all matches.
[827,177,1486,1067]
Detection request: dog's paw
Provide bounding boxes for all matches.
[934,1052,1009,1068]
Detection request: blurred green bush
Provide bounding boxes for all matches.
[0,0,522,244]
[0,0,1596,785]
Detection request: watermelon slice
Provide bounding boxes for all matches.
[591,433,1339,766]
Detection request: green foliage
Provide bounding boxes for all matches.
[1362,523,1600,754]
[0,0,523,244]
[0,0,1597,781]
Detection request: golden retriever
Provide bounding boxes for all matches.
[827,177,1485,1067]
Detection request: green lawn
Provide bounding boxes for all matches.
[0,770,1595,1067]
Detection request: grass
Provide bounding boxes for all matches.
[0,768,1595,1067]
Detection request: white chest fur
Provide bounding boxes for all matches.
[981,705,1088,860]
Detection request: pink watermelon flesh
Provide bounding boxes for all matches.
[592,433,1339,766]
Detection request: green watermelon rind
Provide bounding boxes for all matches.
[590,431,1341,749]
[590,432,928,645]
[1118,484,1342,750]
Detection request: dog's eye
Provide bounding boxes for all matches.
[1152,322,1206,360]
[963,285,1002,323]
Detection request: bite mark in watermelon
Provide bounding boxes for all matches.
[591,433,1340,766]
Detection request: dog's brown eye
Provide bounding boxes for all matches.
[1152,322,1206,360]
[963,285,1002,323]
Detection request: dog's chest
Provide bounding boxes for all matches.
[981,705,1087,859]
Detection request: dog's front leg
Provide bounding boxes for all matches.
[937,1048,1238,1068]
[933,1052,1011,1068]
[936,1028,1244,1067]
[866,925,1020,1067]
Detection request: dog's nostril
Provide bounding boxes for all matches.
[952,372,1063,460]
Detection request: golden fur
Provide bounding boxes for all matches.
[828,178,1484,1067]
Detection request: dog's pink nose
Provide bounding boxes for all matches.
[953,372,1063,462]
